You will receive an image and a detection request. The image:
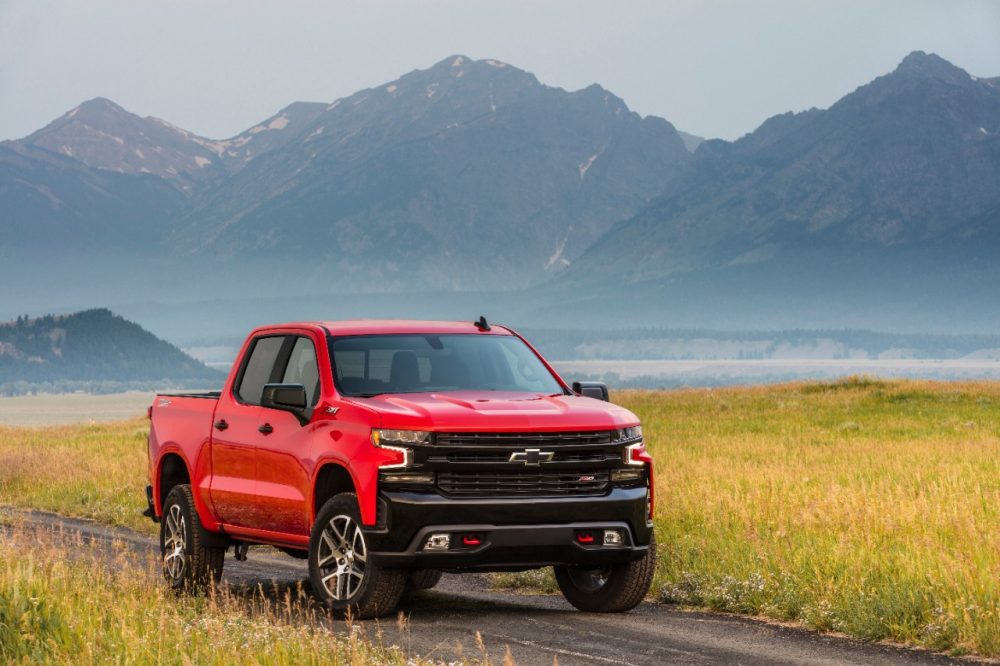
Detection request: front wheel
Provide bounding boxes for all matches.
[555,534,656,612]
[159,484,225,591]
[308,493,407,618]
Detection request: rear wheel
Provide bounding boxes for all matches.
[555,534,656,612]
[406,569,443,592]
[308,493,406,618]
[159,484,225,591]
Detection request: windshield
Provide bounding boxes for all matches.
[329,334,565,397]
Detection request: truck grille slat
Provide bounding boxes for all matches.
[441,451,609,463]
[437,470,609,497]
[436,431,616,447]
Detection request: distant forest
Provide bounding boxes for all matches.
[0,309,222,395]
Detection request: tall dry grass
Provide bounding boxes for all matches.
[621,378,1000,656]
[0,418,151,530]
[0,525,418,664]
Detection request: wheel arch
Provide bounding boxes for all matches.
[312,462,358,524]
[157,451,191,514]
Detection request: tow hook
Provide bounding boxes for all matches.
[233,541,249,561]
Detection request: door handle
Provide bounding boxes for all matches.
[258,423,274,435]
[213,420,229,431]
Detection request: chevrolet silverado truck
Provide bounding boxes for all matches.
[146,318,655,617]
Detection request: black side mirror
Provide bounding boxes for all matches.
[262,383,308,414]
[572,381,610,402]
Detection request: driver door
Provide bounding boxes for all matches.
[253,334,322,536]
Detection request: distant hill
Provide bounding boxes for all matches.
[0,309,223,394]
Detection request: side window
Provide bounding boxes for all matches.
[281,337,321,406]
[236,336,286,405]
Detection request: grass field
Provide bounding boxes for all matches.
[0,524,418,664]
[0,418,152,530]
[1,378,998,656]
[627,378,1000,657]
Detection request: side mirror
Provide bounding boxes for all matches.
[572,381,610,402]
[261,383,308,413]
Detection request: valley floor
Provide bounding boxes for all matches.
[0,379,998,658]
[0,391,154,426]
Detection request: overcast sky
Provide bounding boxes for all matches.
[1,0,998,142]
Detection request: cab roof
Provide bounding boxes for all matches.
[260,319,514,337]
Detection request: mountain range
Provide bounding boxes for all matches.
[549,51,1000,330]
[1,51,998,337]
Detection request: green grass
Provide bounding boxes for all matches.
[2,379,1000,656]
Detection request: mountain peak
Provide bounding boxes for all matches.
[893,51,970,83]
[79,96,125,110]
[427,54,519,73]
[433,54,474,68]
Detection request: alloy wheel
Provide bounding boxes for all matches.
[163,503,187,582]
[316,514,368,600]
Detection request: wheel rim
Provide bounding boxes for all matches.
[163,503,187,582]
[317,514,368,601]
[567,565,613,592]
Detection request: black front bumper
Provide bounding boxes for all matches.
[366,486,653,570]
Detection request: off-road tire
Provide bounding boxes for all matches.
[554,534,656,612]
[406,569,443,592]
[160,484,225,591]
[308,492,407,618]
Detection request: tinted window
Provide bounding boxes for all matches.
[236,336,285,404]
[281,337,321,406]
[330,334,564,396]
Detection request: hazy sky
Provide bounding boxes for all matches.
[1,0,998,142]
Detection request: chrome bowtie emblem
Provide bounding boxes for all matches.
[508,448,554,465]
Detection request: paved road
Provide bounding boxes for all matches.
[4,510,980,666]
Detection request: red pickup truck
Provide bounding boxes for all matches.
[146,318,655,617]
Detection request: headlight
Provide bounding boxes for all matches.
[613,425,642,442]
[372,429,432,446]
[371,429,430,468]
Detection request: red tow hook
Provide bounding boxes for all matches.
[576,531,595,544]
[462,534,481,546]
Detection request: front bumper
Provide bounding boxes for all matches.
[366,486,653,570]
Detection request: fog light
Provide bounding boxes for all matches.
[423,533,450,551]
[603,529,624,546]
[610,468,643,483]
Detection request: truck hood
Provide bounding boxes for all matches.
[348,390,639,431]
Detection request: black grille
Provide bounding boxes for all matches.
[436,431,616,447]
[442,451,608,464]
[437,469,610,497]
